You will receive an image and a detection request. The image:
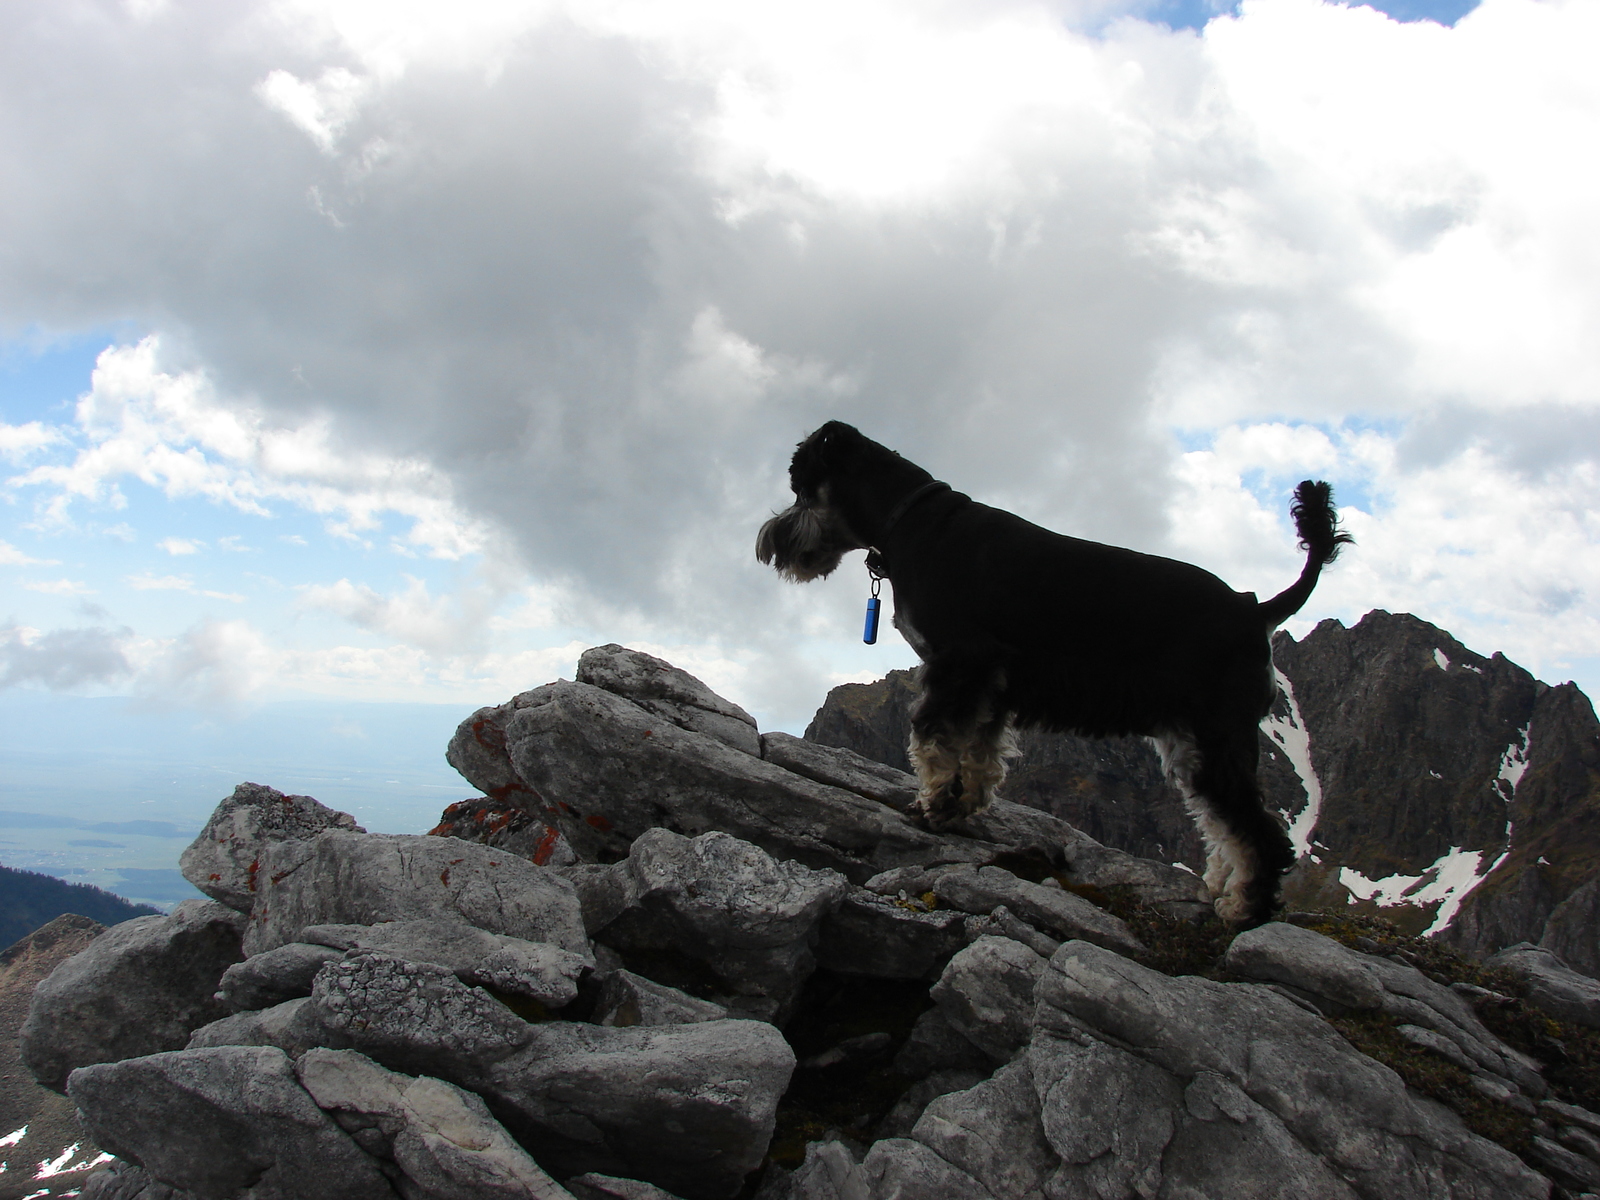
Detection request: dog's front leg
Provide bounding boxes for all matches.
[907,646,1015,829]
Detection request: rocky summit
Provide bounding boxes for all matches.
[20,639,1600,1199]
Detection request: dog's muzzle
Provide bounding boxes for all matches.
[756,502,855,583]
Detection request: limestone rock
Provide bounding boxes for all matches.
[216,941,344,1011]
[585,829,849,1021]
[295,1047,576,1200]
[933,865,1144,957]
[578,643,761,757]
[565,1174,689,1200]
[179,782,363,913]
[1036,939,1548,1199]
[79,1160,199,1200]
[758,731,917,809]
[445,690,548,808]
[499,679,991,879]
[587,967,730,1027]
[892,1008,993,1078]
[187,996,329,1059]
[1489,941,1600,1030]
[240,830,589,959]
[68,1046,394,1200]
[928,935,1046,1064]
[814,888,970,982]
[21,900,246,1093]
[909,1059,1058,1199]
[1227,922,1544,1095]
[429,796,578,868]
[1541,878,1600,980]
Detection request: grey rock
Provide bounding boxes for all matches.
[783,1140,870,1200]
[928,936,1046,1064]
[217,942,344,1011]
[1490,942,1600,1030]
[68,1046,394,1200]
[21,899,247,1093]
[1037,939,1548,1199]
[499,679,992,879]
[875,1069,989,1141]
[1030,1032,1179,1200]
[295,1047,575,1200]
[892,1007,993,1078]
[1058,835,1214,918]
[578,643,761,757]
[306,918,591,1008]
[860,864,963,898]
[1228,922,1544,1094]
[1530,1135,1600,1191]
[856,1137,996,1200]
[759,732,917,809]
[484,1019,794,1200]
[910,1058,1058,1199]
[565,1173,688,1200]
[180,782,364,913]
[187,996,329,1058]
[1542,878,1600,980]
[309,952,537,1079]
[587,829,849,1022]
[934,866,1144,957]
[445,689,550,810]
[241,830,590,959]
[959,906,1061,959]
[1544,1098,1600,1138]
[814,888,970,982]
[588,968,730,1026]
[1558,1123,1600,1165]
[79,1161,200,1200]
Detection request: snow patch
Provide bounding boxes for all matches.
[1496,723,1532,797]
[1172,861,1196,875]
[1433,647,1450,670]
[0,1127,25,1149]
[1340,838,1514,938]
[1262,669,1322,857]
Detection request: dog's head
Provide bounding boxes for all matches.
[755,421,872,583]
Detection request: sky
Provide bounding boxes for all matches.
[2,0,1598,901]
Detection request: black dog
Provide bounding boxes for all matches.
[756,421,1350,926]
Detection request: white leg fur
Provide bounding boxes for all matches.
[910,716,1017,821]
[1151,730,1253,922]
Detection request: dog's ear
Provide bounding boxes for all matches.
[790,421,864,496]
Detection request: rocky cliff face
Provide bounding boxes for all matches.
[804,610,1600,969]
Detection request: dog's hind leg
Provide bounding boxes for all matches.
[908,645,1015,829]
[1154,727,1293,926]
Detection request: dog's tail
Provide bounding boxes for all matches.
[1257,480,1353,628]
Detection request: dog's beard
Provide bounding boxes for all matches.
[756,503,858,582]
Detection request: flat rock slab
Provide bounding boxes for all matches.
[759,732,918,809]
[68,1046,394,1200]
[934,865,1145,957]
[1037,939,1549,1200]
[217,942,344,1011]
[1489,942,1600,1031]
[1227,922,1544,1095]
[500,679,993,879]
[180,782,363,913]
[302,918,590,1008]
[296,1047,575,1200]
[241,830,590,959]
[815,889,970,982]
[21,900,246,1093]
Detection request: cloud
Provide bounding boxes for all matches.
[0,540,58,567]
[156,536,203,555]
[0,0,1597,723]
[0,623,132,689]
[125,572,245,602]
[23,579,95,596]
[0,421,63,463]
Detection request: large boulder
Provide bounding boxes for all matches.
[582,829,849,1021]
[1227,922,1544,1096]
[1035,939,1548,1200]
[493,679,991,879]
[1488,942,1600,1030]
[68,1046,395,1200]
[577,644,761,757]
[932,865,1145,956]
[179,782,363,913]
[295,1047,576,1200]
[20,900,246,1093]
[240,830,590,959]
[927,936,1046,1064]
